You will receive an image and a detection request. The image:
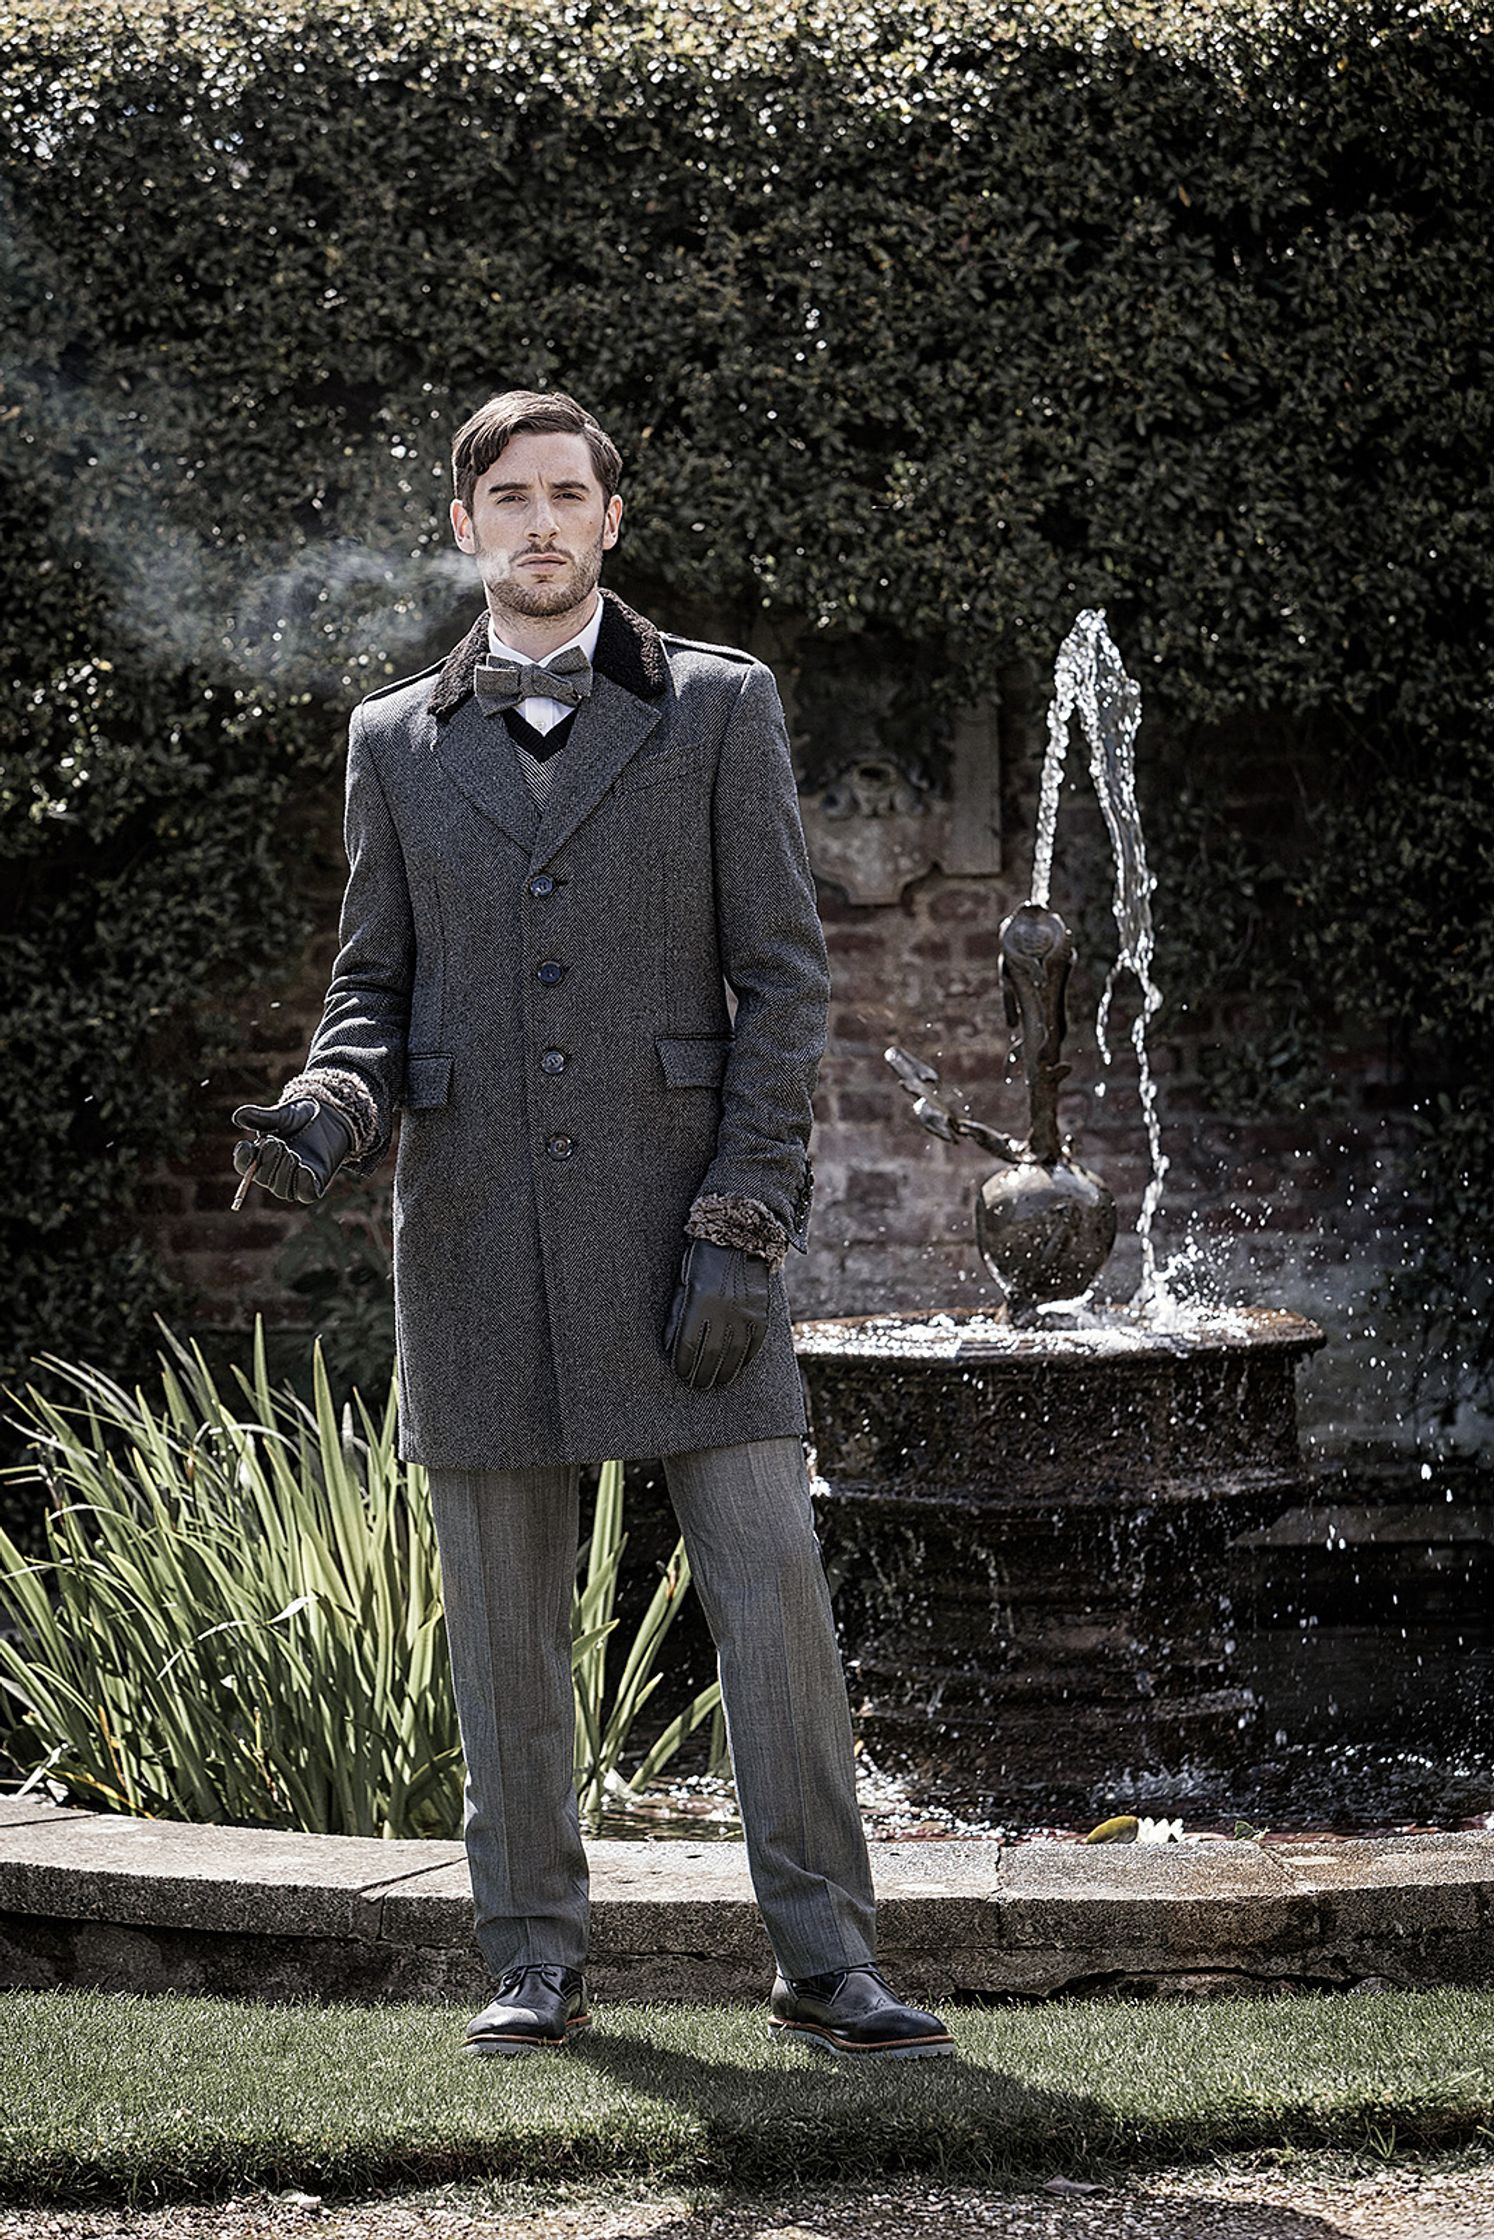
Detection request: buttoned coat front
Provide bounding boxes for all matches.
[286,587,830,1470]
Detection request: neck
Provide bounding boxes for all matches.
[485,586,601,660]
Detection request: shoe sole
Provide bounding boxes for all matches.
[767,2020,956,2059]
[463,2014,592,2057]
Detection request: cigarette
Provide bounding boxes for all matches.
[231,1146,262,1210]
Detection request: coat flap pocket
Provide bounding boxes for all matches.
[611,742,713,796]
[655,1034,734,1089]
[404,1053,453,1109]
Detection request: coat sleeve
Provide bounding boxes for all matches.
[685,659,830,1261]
[277,705,414,1181]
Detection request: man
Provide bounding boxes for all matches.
[232,389,955,2062]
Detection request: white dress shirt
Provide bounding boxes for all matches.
[487,594,603,736]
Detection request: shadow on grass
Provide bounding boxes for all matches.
[567,2022,1193,2191]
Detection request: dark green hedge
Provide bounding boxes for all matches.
[1,0,1490,1453]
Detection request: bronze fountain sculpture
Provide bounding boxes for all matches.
[886,900,1116,1322]
[883,604,1162,1322]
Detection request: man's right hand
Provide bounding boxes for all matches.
[231,1096,354,1204]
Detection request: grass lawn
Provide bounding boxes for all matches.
[3,1987,1492,2207]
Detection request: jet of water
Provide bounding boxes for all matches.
[1030,609,1170,1306]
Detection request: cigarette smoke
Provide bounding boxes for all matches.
[8,355,479,700]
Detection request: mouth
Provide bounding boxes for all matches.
[519,554,567,569]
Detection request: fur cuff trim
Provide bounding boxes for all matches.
[685,1191,790,1272]
[279,1066,381,1160]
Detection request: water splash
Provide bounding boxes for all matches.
[1030,609,1170,1306]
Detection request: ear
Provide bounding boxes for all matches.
[602,493,623,550]
[450,495,476,553]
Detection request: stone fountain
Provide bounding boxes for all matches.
[792,613,1325,1815]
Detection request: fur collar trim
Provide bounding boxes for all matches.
[428,586,667,720]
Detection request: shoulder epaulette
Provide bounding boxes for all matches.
[356,655,446,708]
[659,630,757,665]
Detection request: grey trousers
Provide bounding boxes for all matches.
[426,1434,878,1981]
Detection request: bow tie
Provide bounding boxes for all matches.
[474,644,594,714]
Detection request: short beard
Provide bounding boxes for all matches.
[474,525,607,626]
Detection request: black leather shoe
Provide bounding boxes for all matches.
[768,1961,956,2059]
[462,1962,591,2057]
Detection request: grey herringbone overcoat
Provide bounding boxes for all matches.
[283,587,829,1469]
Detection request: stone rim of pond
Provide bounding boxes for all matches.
[2,1792,1491,2006]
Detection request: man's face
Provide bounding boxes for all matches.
[450,430,623,622]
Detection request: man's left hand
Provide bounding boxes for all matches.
[663,1237,770,1389]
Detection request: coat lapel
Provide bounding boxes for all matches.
[427,589,668,866]
[427,614,538,853]
[431,702,542,857]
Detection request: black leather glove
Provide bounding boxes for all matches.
[663,1237,770,1390]
[231,1096,354,1204]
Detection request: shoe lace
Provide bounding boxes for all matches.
[793,1960,889,1998]
[495,1961,577,1997]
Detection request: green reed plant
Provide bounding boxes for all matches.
[573,1455,724,1835]
[0,1317,723,1837]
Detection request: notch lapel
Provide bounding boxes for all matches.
[431,692,542,854]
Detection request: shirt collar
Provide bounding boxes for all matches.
[487,592,603,672]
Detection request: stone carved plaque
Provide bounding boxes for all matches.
[797,706,1001,903]
[763,623,1002,904]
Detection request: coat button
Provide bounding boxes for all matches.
[536,959,565,984]
[547,1133,575,1159]
[529,874,555,896]
[541,1048,566,1073]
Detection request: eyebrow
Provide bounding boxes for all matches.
[483,476,592,493]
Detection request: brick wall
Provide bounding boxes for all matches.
[158,780,354,1332]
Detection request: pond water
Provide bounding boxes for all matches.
[599,1741,1494,1848]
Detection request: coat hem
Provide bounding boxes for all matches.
[398,1416,810,1472]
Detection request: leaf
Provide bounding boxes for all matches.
[1083,1814,1140,1844]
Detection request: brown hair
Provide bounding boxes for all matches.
[451,389,623,514]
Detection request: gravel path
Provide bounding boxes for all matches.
[7,2159,1494,2240]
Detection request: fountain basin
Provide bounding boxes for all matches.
[793,1305,1326,1808]
[794,1304,1324,1494]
